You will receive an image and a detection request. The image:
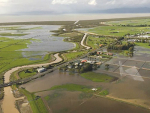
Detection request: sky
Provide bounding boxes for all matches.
[0,0,150,15]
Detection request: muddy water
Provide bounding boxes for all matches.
[2,67,20,113]
[2,87,19,113]
[22,70,150,113]
[72,97,150,113]
[1,53,62,113]
[36,89,150,113]
[21,71,103,92]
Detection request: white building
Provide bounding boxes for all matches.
[37,68,46,73]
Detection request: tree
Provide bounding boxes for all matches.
[105,64,109,69]
[129,47,134,52]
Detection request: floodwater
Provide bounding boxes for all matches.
[21,45,150,113]
[2,87,19,113]
[22,70,150,113]
[0,25,75,57]
[21,71,102,92]
[36,91,150,113]
[1,53,62,113]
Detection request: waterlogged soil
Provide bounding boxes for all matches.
[36,90,150,113]
[21,69,150,113]
[98,64,119,72]
[21,71,103,92]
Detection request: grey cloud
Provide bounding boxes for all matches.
[1,0,150,15]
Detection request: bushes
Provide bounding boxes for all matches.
[99,90,109,96]
[80,63,93,73]
[107,42,135,50]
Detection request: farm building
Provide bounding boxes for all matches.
[81,60,87,63]
[68,65,73,69]
[106,53,113,56]
[97,51,103,55]
[37,68,46,73]
[99,44,104,47]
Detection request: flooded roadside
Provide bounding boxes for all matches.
[21,46,150,113]
[1,53,62,113]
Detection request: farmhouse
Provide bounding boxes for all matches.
[81,60,87,63]
[106,53,113,56]
[99,44,104,47]
[97,51,103,55]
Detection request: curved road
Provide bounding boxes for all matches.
[81,33,91,50]
[2,53,62,113]
[2,33,92,113]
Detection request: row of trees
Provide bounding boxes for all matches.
[107,42,135,50]
[116,24,150,27]
[59,63,97,73]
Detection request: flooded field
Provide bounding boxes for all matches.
[21,71,102,92]
[0,25,75,57]
[21,69,150,113]
[1,24,150,112]
[36,90,150,113]
[19,45,150,113]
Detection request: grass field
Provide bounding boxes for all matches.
[88,26,150,37]
[87,36,114,49]
[99,90,109,96]
[0,37,52,74]
[20,89,48,113]
[18,69,37,79]
[135,42,150,49]
[63,51,87,61]
[50,84,92,92]
[80,72,117,82]
[0,33,27,36]
[107,19,150,26]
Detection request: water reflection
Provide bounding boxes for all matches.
[1,25,75,57]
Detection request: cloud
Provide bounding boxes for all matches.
[1,0,150,15]
[106,0,116,5]
[51,0,77,5]
[88,0,97,5]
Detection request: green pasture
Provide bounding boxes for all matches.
[87,36,114,49]
[0,33,27,36]
[63,51,87,61]
[50,84,92,92]
[107,19,150,26]
[0,37,51,74]
[80,72,116,82]
[135,42,150,49]
[18,69,37,79]
[99,90,109,96]
[20,89,48,113]
[88,26,150,37]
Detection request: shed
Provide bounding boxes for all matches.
[91,88,97,91]
[37,68,46,73]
